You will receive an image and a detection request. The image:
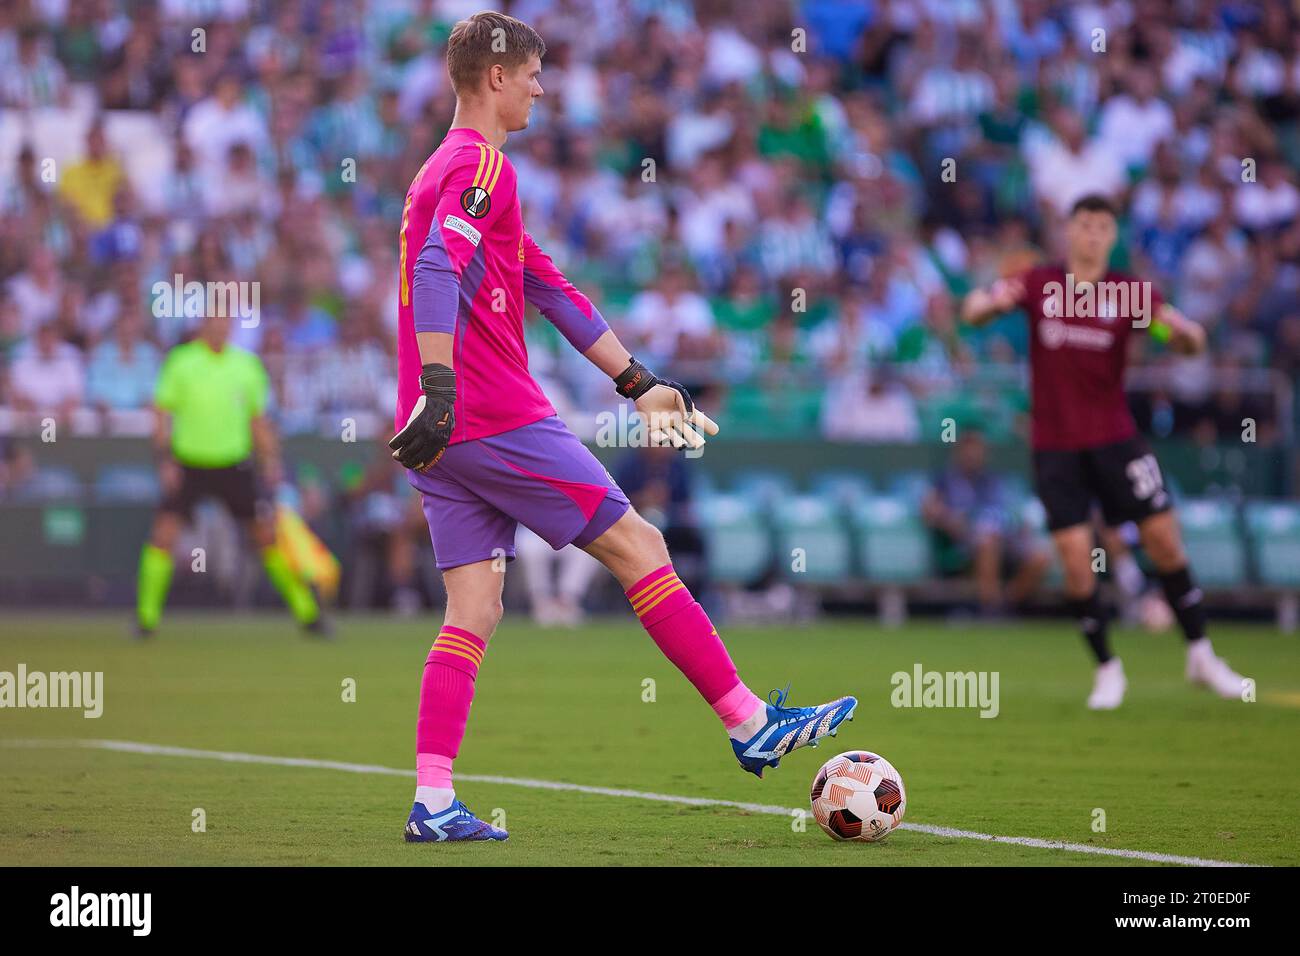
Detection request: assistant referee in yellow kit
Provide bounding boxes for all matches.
[134,313,327,637]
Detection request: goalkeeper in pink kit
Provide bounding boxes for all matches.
[392,12,856,842]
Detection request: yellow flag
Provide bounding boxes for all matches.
[275,504,340,602]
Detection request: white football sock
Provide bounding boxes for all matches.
[727,700,769,742]
[414,786,455,812]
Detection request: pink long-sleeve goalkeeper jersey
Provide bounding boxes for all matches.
[395,126,609,441]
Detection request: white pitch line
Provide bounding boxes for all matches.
[3,738,1252,867]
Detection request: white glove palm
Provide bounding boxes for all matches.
[634,382,720,450]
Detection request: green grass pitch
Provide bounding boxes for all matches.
[1,613,1297,866]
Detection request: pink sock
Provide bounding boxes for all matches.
[416,753,453,789]
[626,565,763,730]
[416,625,487,786]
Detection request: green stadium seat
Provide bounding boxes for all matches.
[696,492,773,585]
[772,495,853,584]
[1177,498,1247,588]
[885,471,932,506]
[851,495,932,583]
[730,470,797,510]
[810,471,873,511]
[1244,501,1300,588]
[95,464,160,503]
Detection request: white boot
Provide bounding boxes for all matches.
[1087,658,1127,710]
[1186,638,1248,700]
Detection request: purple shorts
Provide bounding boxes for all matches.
[408,415,630,570]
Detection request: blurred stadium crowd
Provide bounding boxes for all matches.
[1,0,1298,451]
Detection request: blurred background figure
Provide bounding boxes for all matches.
[821,363,921,442]
[514,527,603,627]
[86,313,159,416]
[1096,521,1176,633]
[0,438,37,500]
[344,444,440,616]
[135,313,327,637]
[614,442,707,600]
[922,427,1050,617]
[10,321,85,420]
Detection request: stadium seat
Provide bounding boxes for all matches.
[884,471,932,506]
[730,470,797,511]
[695,492,774,585]
[1177,498,1247,588]
[851,495,932,583]
[1243,501,1300,588]
[94,464,161,503]
[810,471,873,511]
[772,495,853,584]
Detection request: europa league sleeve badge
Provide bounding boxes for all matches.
[460,185,491,219]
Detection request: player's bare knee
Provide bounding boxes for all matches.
[1148,541,1186,572]
[445,600,502,639]
[633,514,668,561]
[1060,555,1095,597]
[443,562,506,636]
[473,600,504,638]
[1139,516,1185,571]
[588,510,668,575]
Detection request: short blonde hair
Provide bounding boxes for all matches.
[446,11,546,97]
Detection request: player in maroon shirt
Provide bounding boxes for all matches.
[962,195,1248,709]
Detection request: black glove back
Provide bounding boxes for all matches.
[614,357,695,412]
[389,364,456,471]
[654,378,695,415]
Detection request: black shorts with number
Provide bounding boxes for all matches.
[160,459,267,523]
[1032,436,1172,532]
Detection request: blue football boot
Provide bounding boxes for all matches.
[403,799,508,842]
[731,685,857,778]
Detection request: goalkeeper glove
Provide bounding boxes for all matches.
[613,357,720,450]
[389,363,456,471]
